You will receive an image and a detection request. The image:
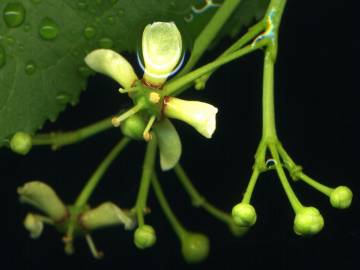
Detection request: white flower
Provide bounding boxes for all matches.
[163,97,218,138]
[142,22,182,87]
[85,49,138,89]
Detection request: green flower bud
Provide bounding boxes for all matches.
[163,97,218,139]
[329,186,353,209]
[293,207,324,236]
[142,22,182,87]
[231,203,257,227]
[85,49,138,89]
[181,232,210,264]
[17,181,67,222]
[24,213,44,239]
[80,202,135,231]
[120,114,147,140]
[10,132,32,155]
[133,225,156,249]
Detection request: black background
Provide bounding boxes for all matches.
[2,1,358,270]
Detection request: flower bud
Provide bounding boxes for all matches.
[80,202,135,231]
[24,213,44,239]
[17,181,67,222]
[133,225,156,249]
[231,203,257,227]
[330,186,353,209]
[85,49,138,89]
[10,132,32,155]
[181,232,210,264]
[120,114,147,140]
[163,97,218,138]
[142,22,182,86]
[293,207,324,236]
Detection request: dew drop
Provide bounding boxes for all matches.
[98,37,113,49]
[25,60,37,75]
[3,2,26,28]
[6,36,15,46]
[107,16,115,25]
[77,0,87,10]
[56,93,70,104]
[0,45,6,68]
[39,17,59,41]
[23,23,31,32]
[184,14,194,22]
[117,9,124,16]
[84,26,96,39]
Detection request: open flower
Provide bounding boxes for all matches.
[84,21,218,166]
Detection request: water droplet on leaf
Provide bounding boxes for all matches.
[25,60,37,75]
[56,93,70,104]
[117,9,124,16]
[0,45,6,68]
[6,36,15,45]
[98,37,113,48]
[107,16,115,25]
[77,0,87,10]
[24,23,31,32]
[184,14,193,22]
[39,18,59,40]
[84,26,96,39]
[3,2,26,28]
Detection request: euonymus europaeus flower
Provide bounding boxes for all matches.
[85,21,218,170]
[18,181,135,257]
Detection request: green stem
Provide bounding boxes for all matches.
[164,39,267,96]
[262,50,277,140]
[196,20,265,87]
[242,169,261,203]
[269,144,303,212]
[298,173,333,197]
[151,173,187,240]
[174,164,234,226]
[135,136,157,226]
[74,137,131,207]
[178,0,243,76]
[32,117,113,149]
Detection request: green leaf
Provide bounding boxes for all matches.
[154,119,182,171]
[0,0,267,148]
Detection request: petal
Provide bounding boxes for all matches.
[142,22,182,86]
[85,49,138,89]
[163,97,218,138]
[154,118,182,171]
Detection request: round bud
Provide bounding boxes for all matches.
[231,203,257,227]
[10,132,32,155]
[330,186,353,209]
[120,114,147,140]
[24,213,44,239]
[181,232,210,264]
[133,225,156,249]
[293,207,324,236]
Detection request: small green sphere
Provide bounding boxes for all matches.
[293,207,324,236]
[133,225,156,249]
[181,232,210,264]
[330,186,353,209]
[10,132,32,155]
[120,114,146,140]
[231,203,257,227]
